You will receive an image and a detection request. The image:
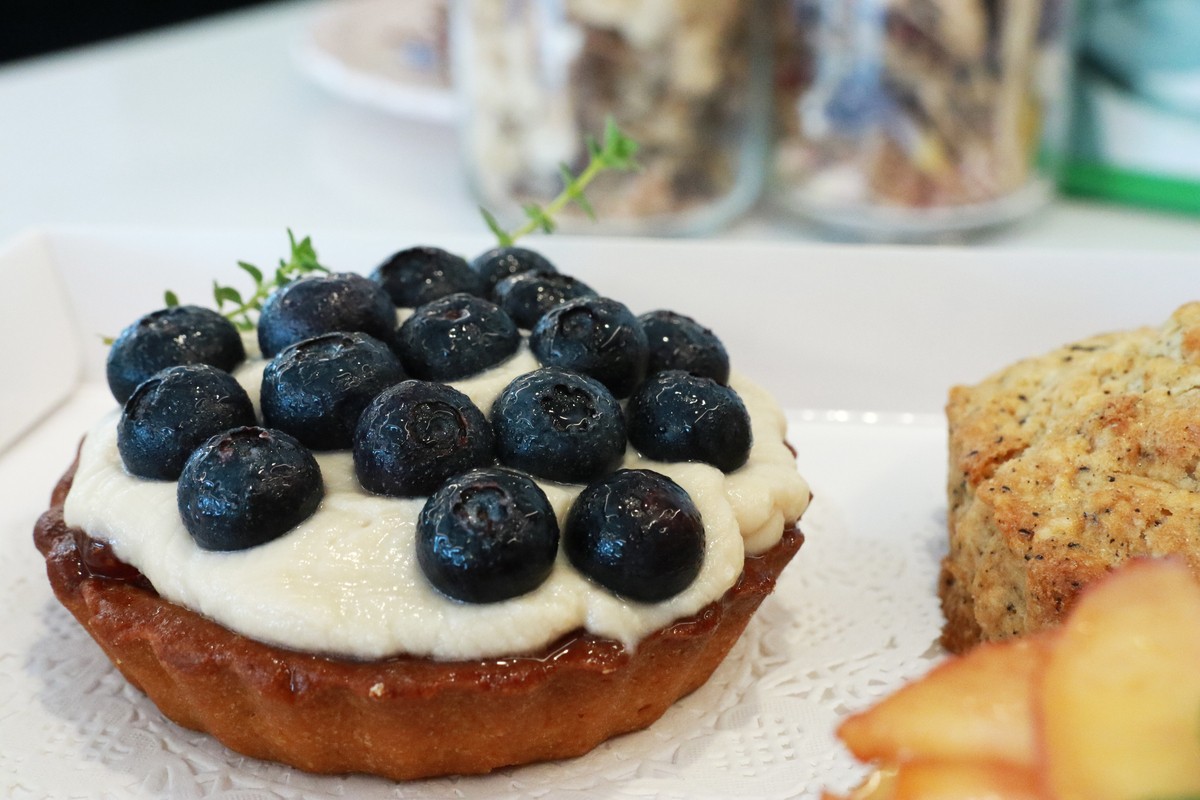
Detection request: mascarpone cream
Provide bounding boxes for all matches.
[63,344,809,661]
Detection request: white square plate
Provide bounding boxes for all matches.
[2,230,1197,798]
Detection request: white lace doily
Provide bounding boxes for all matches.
[2,413,948,799]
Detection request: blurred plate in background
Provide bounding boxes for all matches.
[294,0,456,123]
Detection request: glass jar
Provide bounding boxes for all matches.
[453,0,771,236]
[774,0,1074,239]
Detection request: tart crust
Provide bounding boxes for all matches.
[35,453,805,780]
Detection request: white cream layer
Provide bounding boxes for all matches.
[63,347,809,661]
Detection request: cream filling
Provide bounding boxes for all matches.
[63,346,809,661]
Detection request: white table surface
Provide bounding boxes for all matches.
[1,0,1197,251]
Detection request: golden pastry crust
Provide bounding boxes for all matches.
[942,302,1200,652]
[35,453,805,780]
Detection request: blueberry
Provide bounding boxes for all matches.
[354,380,495,497]
[117,364,256,481]
[491,271,596,330]
[470,247,558,294]
[417,467,559,603]
[638,310,730,384]
[177,427,323,551]
[371,246,484,307]
[394,293,520,380]
[564,469,704,602]
[627,370,752,472]
[530,297,648,399]
[106,305,246,404]
[260,332,406,451]
[492,367,626,484]
[257,273,396,358]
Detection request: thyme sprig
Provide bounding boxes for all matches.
[164,229,330,332]
[481,117,640,247]
[104,120,637,345]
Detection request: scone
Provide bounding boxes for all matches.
[36,241,811,779]
[942,301,1200,652]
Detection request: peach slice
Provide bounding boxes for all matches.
[1039,559,1200,799]
[838,635,1049,767]
[823,760,1043,800]
[821,766,897,800]
[892,759,1043,800]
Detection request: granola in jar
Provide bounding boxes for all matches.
[774,0,1073,237]
[455,0,770,234]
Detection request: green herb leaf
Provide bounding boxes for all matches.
[99,334,115,345]
[560,162,596,220]
[237,261,263,284]
[522,203,556,234]
[285,230,328,274]
[213,283,242,308]
[478,119,640,246]
[102,229,333,345]
[479,207,514,247]
[599,115,640,170]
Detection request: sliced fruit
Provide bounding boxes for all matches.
[892,759,1042,800]
[825,760,1043,800]
[1039,559,1200,800]
[838,635,1049,767]
[822,766,898,800]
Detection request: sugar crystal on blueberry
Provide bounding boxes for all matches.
[417,467,559,603]
[492,367,626,484]
[530,296,648,399]
[106,305,246,404]
[354,380,495,497]
[627,370,752,472]
[257,272,396,358]
[491,271,596,330]
[470,246,558,294]
[261,332,406,451]
[639,310,730,384]
[372,246,484,308]
[564,469,704,602]
[395,293,520,380]
[118,364,256,481]
[177,426,324,551]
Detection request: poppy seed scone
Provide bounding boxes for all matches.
[942,302,1200,653]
